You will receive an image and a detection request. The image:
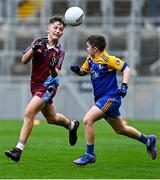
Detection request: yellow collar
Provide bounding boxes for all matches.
[90,50,108,61]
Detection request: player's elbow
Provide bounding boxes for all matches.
[22,56,31,64]
[21,56,27,64]
[21,59,27,64]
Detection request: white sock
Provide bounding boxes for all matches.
[16,142,25,151]
[68,121,75,131]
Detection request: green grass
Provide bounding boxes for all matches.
[0,119,160,179]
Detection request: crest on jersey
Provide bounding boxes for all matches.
[98,64,103,69]
[116,59,120,65]
[90,70,99,78]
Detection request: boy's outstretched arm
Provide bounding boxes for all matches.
[70,65,88,76]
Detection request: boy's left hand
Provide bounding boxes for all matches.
[116,83,128,98]
[70,65,80,74]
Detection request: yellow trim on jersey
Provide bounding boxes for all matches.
[81,57,90,73]
[101,98,115,112]
[82,50,125,72]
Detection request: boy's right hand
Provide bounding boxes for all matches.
[49,56,58,69]
[32,37,48,51]
[70,65,80,74]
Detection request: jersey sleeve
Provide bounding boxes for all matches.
[81,57,90,73]
[55,47,65,70]
[107,55,127,71]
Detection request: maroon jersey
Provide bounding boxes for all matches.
[24,38,65,86]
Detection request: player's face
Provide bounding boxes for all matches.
[47,21,64,41]
[86,42,96,57]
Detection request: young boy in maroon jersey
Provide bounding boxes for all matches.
[5,16,79,162]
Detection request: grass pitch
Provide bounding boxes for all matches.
[0,119,160,179]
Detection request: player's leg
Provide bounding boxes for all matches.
[41,103,79,146]
[20,96,46,142]
[5,96,46,162]
[73,105,104,165]
[106,116,142,138]
[106,116,157,160]
[83,106,104,145]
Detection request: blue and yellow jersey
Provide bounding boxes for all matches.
[81,50,127,99]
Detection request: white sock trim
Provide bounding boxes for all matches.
[16,142,25,151]
[68,121,75,131]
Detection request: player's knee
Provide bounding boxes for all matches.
[24,110,34,120]
[83,117,93,127]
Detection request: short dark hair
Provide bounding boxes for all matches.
[86,35,106,51]
[49,16,66,27]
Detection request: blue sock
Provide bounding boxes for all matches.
[86,144,94,155]
[139,134,149,145]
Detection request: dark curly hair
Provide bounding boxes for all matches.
[86,35,106,51]
[49,16,66,27]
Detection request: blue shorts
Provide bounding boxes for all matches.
[95,94,121,117]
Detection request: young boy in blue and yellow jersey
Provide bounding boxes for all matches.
[71,34,157,165]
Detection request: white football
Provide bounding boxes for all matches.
[64,7,85,26]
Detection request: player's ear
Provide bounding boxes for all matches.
[93,47,98,53]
